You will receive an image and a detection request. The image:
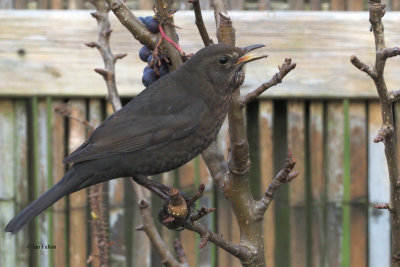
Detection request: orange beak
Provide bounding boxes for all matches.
[235,44,268,65]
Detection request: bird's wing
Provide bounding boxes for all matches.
[64,94,208,164]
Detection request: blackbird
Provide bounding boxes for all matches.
[5,43,267,234]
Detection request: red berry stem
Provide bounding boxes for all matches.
[158,24,183,56]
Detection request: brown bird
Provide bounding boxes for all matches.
[5,43,267,234]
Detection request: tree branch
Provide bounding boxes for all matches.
[351,1,400,265]
[189,0,212,46]
[104,0,158,49]
[254,151,299,216]
[350,55,377,80]
[132,187,181,267]
[185,221,253,261]
[244,58,296,104]
[88,0,122,111]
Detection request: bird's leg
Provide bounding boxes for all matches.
[132,175,171,199]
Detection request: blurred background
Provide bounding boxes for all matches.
[1,1,400,267]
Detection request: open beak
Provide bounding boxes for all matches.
[236,44,268,65]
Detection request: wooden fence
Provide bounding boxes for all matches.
[3,0,400,11]
[1,10,400,267]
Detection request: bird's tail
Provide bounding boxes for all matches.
[4,167,82,235]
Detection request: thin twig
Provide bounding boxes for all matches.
[244,58,296,103]
[88,0,122,111]
[189,0,212,46]
[132,187,181,267]
[350,55,377,80]
[351,1,400,264]
[185,221,253,261]
[173,239,189,266]
[254,150,299,216]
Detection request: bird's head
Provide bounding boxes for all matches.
[184,43,268,95]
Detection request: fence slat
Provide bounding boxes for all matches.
[36,98,52,266]
[259,100,275,267]
[0,100,16,267]
[288,0,304,10]
[348,101,367,267]
[330,0,345,10]
[309,101,324,267]
[368,101,390,267]
[51,99,67,267]
[105,102,128,266]
[68,99,88,267]
[347,0,364,11]
[88,99,103,267]
[309,0,321,10]
[14,99,29,266]
[325,101,344,267]
[287,100,307,267]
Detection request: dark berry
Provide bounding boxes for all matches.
[139,17,146,24]
[139,46,152,62]
[143,65,150,73]
[176,33,179,41]
[142,68,158,87]
[159,64,169,77]
[144,16,159,34]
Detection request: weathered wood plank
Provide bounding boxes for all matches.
[1,11,400,98]
[0,100,16,267]
[325,101,344,267]
[330,0,345,10]
[288,0,304,10]
[68,99,88,267]
[259,100,275,267]
[348,101,367,267]
[287,100,307,267]
[51,99,67,267]
[36,98,52,266]
[309,101,324,267]
[347,0,364,11]
[368,101,390,267]
[88,99,103,267]
[13,99,29,267]
[105,102,127,266]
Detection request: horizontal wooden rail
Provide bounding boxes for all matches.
[0,10,400,98]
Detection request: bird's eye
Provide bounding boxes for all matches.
[219,56,229,65]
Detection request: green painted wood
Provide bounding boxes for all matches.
[341,100,350,267]
[0,100,16,267]
[13,99,30,266]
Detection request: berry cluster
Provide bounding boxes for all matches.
[139,16,171,87]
